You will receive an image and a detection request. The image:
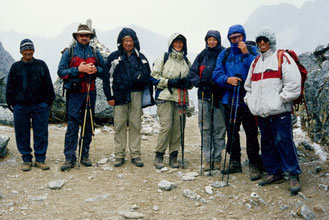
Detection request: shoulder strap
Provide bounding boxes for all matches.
[163,52,169,66]
[277,49,290,79]
[251,55,261,74]
[222,47,231,65]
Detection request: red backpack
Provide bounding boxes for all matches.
[252,49,308,114]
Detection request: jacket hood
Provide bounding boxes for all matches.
[255,27,276,52]
[227,24,246,43]
[205,30,222,48]
[117,27,140,51]
[168,33,187,56]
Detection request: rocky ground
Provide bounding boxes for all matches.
[0,115,328,220]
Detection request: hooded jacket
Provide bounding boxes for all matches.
[151,33,191,103]
[212,24,258,106]
[103,28,151,105]
[188,30,225,102]
[244,27,301,117]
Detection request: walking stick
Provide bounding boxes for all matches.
[200,91,204,175]
[178,88,186,169]
[77,75,94,167]
[210,93,215,171]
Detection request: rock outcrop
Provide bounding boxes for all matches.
[300,43,329,146]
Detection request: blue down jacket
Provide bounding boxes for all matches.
[212,24,258,106]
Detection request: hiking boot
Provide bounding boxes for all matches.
[21,162,32,172]
[259,174,284,186]
[289,175,301,195]
[154,152,164,169]
[204,162,211,171]
[34,161,50,170]
[214,161,222,170]
[249,164,262,181]
[60,160,75,171]
[169,151,179,168]
[131,157,144,167]
[221,160,242,174]
[113,158,125,167]
[81,157,92,167]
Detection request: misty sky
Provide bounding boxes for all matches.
[1,0,310,53]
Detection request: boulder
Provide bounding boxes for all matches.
[0,135,10,157]
[0,106,13,126]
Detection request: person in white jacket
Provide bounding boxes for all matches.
[244,27,302,195]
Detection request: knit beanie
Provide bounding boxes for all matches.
[20,39,34,53]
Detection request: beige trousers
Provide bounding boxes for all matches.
[114,92,143,159]
[155,100,185,154]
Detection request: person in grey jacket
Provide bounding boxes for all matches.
[244,27,302,194]
[151,33,191,169]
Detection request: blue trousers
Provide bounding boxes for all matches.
[13,102,49,162]
[64,91,96,162]
[258,112,301,176]
[224,105,262,167]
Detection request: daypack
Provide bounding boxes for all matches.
[251,49,308,113]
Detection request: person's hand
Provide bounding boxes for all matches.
[107,100,115,106]
[227,76,242,86]
[78,62,97,74]
[238,42,248,54]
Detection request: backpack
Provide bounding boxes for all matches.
[251,49,308,114]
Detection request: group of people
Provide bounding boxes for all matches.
[6,23,302,195]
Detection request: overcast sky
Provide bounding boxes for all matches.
[1,0,310,53]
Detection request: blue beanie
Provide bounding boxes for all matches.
[20,39,34,53]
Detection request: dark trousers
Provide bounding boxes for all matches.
[258,112,301,176]
[64,91,96,162]
[13,102,49,162]
[224,105,262,167]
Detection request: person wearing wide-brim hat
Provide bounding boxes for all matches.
[57,23,104,171]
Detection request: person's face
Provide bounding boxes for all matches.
[122,37,134,53]
[172,39,184,52]
[229,34,243,44]
[76,34,91,45]
[207,37,218,48]
[21,49,34,61]
[256,36,271,53]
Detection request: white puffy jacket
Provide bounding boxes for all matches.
[244,49,301,117]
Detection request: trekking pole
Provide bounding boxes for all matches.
[78,76,91,168]
[182,88,187,168]
[210,93,215,171]
[225,78,241,185]
[222,86,236,181]
[87,76,97,166]
[200,91,204,175]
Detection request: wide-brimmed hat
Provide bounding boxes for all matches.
[72,24,95,40]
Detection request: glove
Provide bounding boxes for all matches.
[167,78,181,88]
[180,77,192,89]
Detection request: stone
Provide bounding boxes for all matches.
[181,175,196,181]
[141,126,153,135]
[298,192,307,200]
[116,174,124,179]
[279,204,289,211]
[119,211,144,219]
[30,195,47,201]
[300,204,316,220]
[160,167,168,172]
[245,203,252,209]
[152,205,159,211]
[251,192,267,205]
[0,135,10,157]
[174,171,183,178]
[211,181,227,188]
[85,194,109,202]
[315,166,322,173]
[157,180,176,191]
[97,158,109,165]
[205,185,213,195]
[48,180,65,190]
[319,184,328,191]
[183,189,207,204]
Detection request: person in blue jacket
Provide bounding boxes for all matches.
[212,24,263,180]
[58,24,104,171]
[188,30,225,171]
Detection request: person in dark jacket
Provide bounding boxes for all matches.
[212,24,263,181]
[58,24,104,171]
[6,39,55,171]
[103,28,151,168]
[188,30,225,171]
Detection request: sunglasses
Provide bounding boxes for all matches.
[256,36,270,44]
[229,35,242,40]
[78,34,91,38]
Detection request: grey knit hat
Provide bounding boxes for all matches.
[20,39,34,53]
